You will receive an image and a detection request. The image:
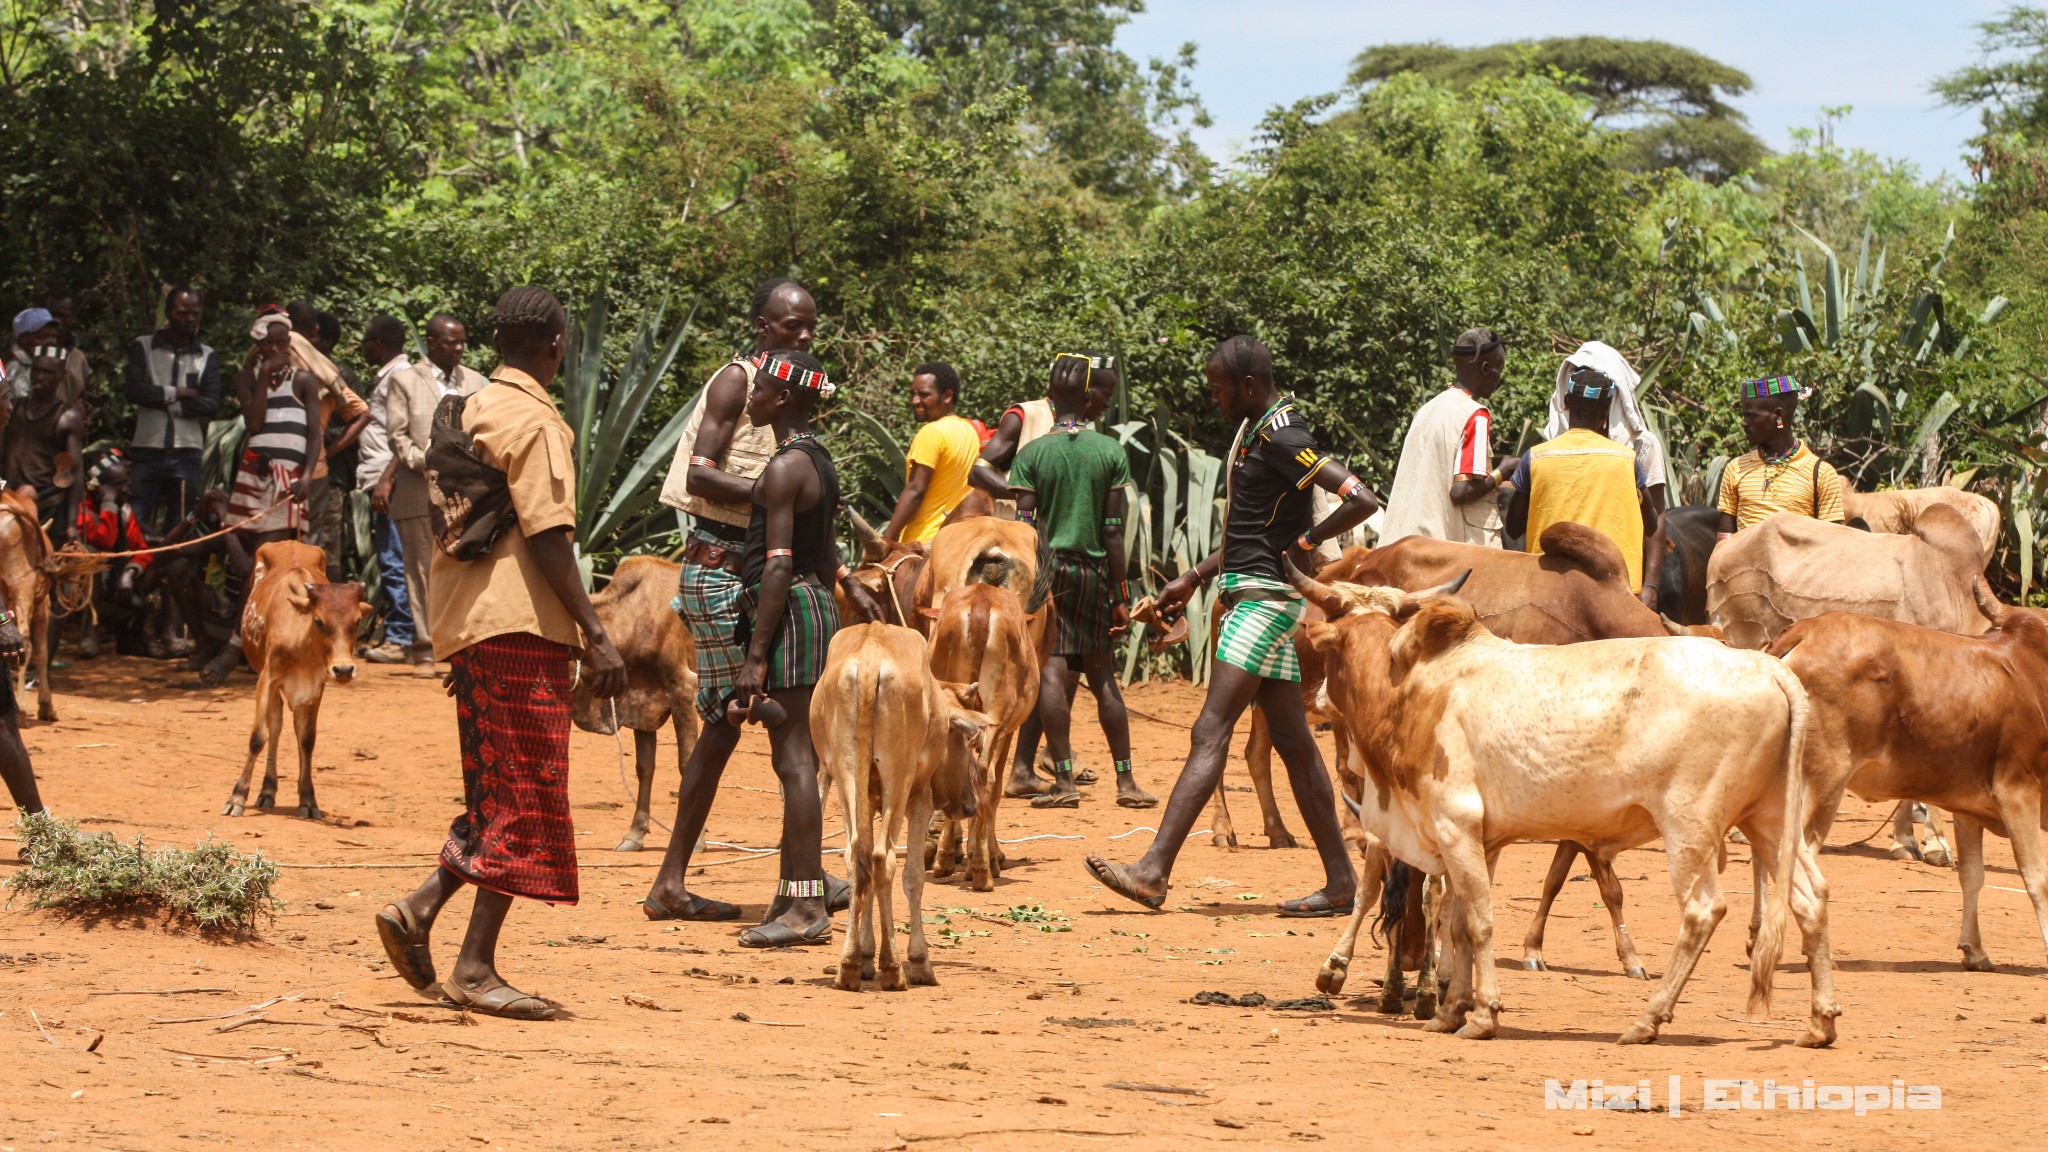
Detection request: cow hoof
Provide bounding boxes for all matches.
[1315,962,1348,996]
[861,961,877,982]
[1414,993,1438,1021]
[921,840,938,871]
[968,872,994,894]
[222,799,245,817]
[1213,833,1238,851]
[1888,843,1919,862]
[1377,993,1406,1015]
[1961,951,1997,973]
[36,704,56,722]
[296,804,324,821]
[1267,831,1298,850]
[1523,957,1546,972]
[1453,1019,1494,1040]
[1616,1023,1659,1045]
[834,963,864,992]
[613,836,645,853]
[877,965,908,992]
[256,791,276,810]
[1625,966,1649,981]
[1923,844,1953,868]
[1421,1013,1460,1034]
[1799,1017,1837,1049]
[907,959,937,987]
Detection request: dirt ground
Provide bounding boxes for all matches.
[2,656,2045,1151]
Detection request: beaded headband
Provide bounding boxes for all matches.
[753,353,835,398]
[1740,375,1801,400]
[1566,365,1613,401]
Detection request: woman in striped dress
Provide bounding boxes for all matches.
[201,309,324,685]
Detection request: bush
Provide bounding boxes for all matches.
[7,813,281,933]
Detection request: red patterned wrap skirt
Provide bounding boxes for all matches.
[439,632,580,905]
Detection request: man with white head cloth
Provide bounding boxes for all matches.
[1546,341,1668,513]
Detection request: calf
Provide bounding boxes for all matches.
[223,540,368,819]
[924,582,1048,890]
[1300,572,1833,1046]
[1843,484,1999,566]
[569,555,700,851]
[811,623,992,991]
[1771,589,2048,972]
[0,487,55,721]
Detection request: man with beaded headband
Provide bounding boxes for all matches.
[1084,336,1376,915]
[643,280,880,927]
[1716,374,1844,540]
[374,286,626,1019]
[1005,352,1155,811]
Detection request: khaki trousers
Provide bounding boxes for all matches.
[396,515,438,662]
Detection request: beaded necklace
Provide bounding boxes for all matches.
[1052,417,1087,436]
[776,430,820,452]
[1758,440,1800,493]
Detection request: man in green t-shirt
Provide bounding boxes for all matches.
[1009,353,1155,810]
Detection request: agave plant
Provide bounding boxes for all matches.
[1112,410,1223,684]
[557,294,702,578]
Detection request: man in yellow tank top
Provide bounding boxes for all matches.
[1505,364,1662,602]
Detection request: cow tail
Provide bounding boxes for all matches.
[968,546,1014,589]
[1747,664,1810,1018]
[1372,860,1412,949]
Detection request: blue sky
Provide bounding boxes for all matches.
[1116,1,2010,179]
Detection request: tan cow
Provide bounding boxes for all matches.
[223,540,369,819]
[1843,484,1999,566]
[569,556,700,851]
[0,487,55,721]
[811,623,992,991]
[1708,503,1990,651]
[911,513,1039,630]
[924,582,1047,891]
[1300,576,1833,1047]
[1771,590,2048,972]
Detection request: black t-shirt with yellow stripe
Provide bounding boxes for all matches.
[1224,399,1323,581]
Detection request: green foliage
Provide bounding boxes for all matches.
[7,812,281,933]
[1348,35,1765,180]
[1935,5,2048,140]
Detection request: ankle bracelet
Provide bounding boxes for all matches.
[1114,759,1133,775]
[1053,760,1074,778]
[777,879,824,898]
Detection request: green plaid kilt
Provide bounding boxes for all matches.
[1046,552,1117,656]
[674,550,748,725]
[1213,573,1306,682]
[740,579,840,696]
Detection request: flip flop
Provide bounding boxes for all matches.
[738,917,833,949]
[1073,767,1099,785]
[1084,856,1165,911]
[1115,789,1160,810]
[826,874,851,914]
[1129,597,1190,653]
[1031,790,1081,809]
[1278,890,1354,918]
[374,903,436,991]
[1004,779,1055,799]
[440,979,557,1020]
[642,892,741,922]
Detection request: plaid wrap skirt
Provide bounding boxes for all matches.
[1212,573,1306,682]
[674,546,747,725]
[739,579,840,696]
[438,633,580,906]
[1046,551,1117,657]
[227,450,303,533]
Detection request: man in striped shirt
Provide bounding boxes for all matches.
[1380,327,1512,547]
[1716,375,1845,538]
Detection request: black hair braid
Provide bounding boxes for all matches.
[749,277,805,325]
[489,286,564,333]
[1209,334,1272,385]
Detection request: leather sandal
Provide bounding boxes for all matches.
[374,903,436,990]
[738,917,833,949]
[642,892,741,922]
[440,979,557,1020]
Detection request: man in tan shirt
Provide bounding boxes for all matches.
[375,286,623,1020]
[384,314,488,675]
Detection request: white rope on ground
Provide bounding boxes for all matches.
[1108,826,1213,841]
[609,699,674,839]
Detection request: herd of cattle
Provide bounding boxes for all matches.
[12,478,2036,1045]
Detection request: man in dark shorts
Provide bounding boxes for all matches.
[0,576,44,820]
[1084,335,1377,915]
[728,350,846,947]
[374,287,625,1019]
[1008,353,1153,810]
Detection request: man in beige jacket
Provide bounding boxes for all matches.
[383,313,487,676]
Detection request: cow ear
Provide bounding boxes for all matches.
[286,580,312,611]
[1304,620,1339,653]
[917,606,940,621]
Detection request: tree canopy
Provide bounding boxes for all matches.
[1348,36,1766,180]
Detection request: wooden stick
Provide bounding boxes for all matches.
[1104,1080,1208,1097]
[152,994,302,1023]
[91,987,233,996]
[214,1014,266,1033]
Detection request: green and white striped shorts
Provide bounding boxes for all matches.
[1212,573,1306,682]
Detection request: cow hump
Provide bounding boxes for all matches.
[1538,521,1630,588]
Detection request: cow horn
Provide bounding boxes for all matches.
[1974,577,2008,628]
[1283,552,1352,618]
[1659,614,1690,637]
[1420,569,1472,599]
[846,508,888,563]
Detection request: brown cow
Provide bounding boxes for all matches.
[844,510,927,628]
[569,556,700,851]
[223,540,368,819]
[811,623,992,991]
[911,512,1039,628]
[1770,590,2048,972]
[924,582,1047,891]
[1843,484,2000,566]
[0,487,55,721]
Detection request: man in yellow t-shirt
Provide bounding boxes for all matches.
[1504,364,1660,597]
[884,361,981,543]
[1715,374,1845,539]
